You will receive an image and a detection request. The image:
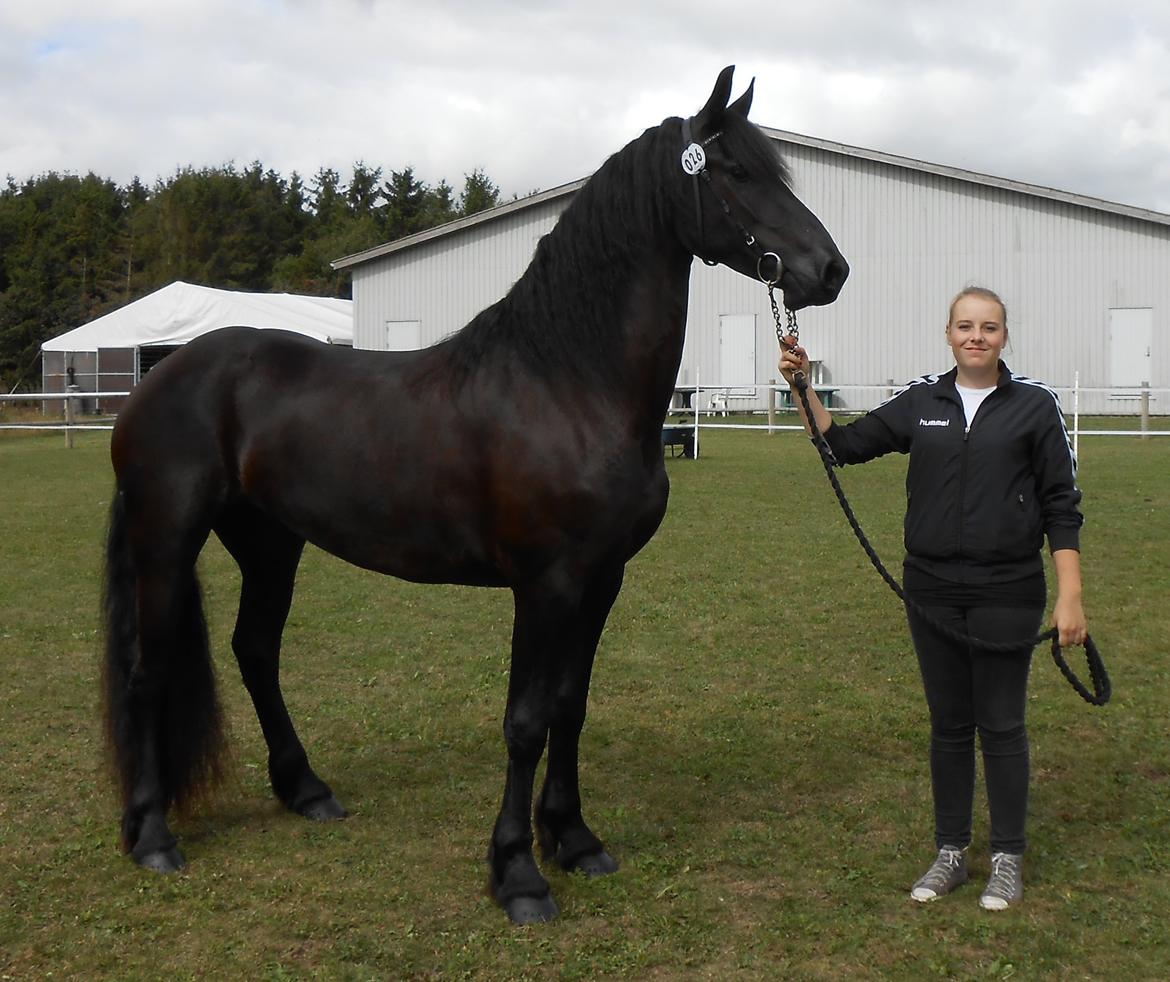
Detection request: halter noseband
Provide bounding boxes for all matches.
[681,116,783,287]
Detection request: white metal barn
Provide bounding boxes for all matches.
[334,128,1170,415]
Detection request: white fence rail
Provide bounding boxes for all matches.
[3,379,1166,453]
[668,374,1168,459]
[0,389,127,447]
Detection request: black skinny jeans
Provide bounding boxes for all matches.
[905,604,1043,855]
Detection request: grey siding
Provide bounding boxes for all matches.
[773,142,1170,414]
[352,196,572,350]
[344,131,1170,416]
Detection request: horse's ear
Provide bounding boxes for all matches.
[694,65,736,132]
[728,78,755,118]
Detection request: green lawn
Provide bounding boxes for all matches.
[1,427,1167,980]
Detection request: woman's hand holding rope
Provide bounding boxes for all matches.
[778,335,832,440]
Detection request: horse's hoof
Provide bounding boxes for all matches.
[299,795,348,821]
[571,849,620,878]
[504,893,560,925]
[132,844,185,874]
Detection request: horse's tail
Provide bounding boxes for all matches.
[101,489,227,848]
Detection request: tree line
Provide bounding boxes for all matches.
[0,162,503,390]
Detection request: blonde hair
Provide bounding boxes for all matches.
[948,286,1007,329]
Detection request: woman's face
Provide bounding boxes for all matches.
[947,294,1007,377]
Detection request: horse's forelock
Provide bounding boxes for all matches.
[718,113,792,188]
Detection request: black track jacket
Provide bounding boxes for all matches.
[821,363,1082,585]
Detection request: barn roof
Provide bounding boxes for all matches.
[41,281,353,352]
[778,128,1170,227]
[332,126,1170,271]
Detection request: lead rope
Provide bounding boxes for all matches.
[768,284,1110,706]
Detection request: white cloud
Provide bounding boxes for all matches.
[1,0,1167,212]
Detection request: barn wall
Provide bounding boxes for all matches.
[349,134,1170,416]
[352,196,573,350]
[766,142,1170,414]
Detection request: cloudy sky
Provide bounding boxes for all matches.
[3,0,1169,213]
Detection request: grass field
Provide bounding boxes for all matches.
[1,425,1168,980]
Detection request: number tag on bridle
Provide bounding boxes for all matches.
[680,143,706,175]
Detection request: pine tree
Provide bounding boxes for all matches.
[459,168,500,216]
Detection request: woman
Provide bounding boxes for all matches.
[779,287,1087,911]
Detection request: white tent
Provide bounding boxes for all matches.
[42,280,353,352]
[41,281,353,410]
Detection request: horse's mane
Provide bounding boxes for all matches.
[438,110,790,387]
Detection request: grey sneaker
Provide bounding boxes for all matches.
[910,846,968,902]
[980,852,1023,910]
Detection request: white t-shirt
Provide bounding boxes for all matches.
[955,382,996,431]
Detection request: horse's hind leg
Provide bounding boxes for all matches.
[215,505,346,820]
[104,488,226,874]
[535,562,624,878]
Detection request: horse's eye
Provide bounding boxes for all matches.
[728,163,750,183]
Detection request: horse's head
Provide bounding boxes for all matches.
[674,66,848,310]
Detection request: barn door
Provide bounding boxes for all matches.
[718,314,756,395]
[385,320,422,351]
[1108,308,1152,394]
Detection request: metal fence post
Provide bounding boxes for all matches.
[693,371,700,460]
[1072,371,1080,458]
[64,383,79,449]
[1141,381,1150,440]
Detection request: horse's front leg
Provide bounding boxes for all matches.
[534,562,624,879]
[488,582,578,925]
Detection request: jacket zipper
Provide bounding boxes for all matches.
[954,384,1003,561]
[958,418,969,559]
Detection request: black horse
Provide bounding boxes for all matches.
[102,67,847,924]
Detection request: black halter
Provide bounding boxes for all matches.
[680,116,783,286]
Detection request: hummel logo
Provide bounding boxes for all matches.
[919,418,950,427]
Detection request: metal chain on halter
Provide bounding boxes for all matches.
[764,285,1111,707]
[769,281,799,356]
